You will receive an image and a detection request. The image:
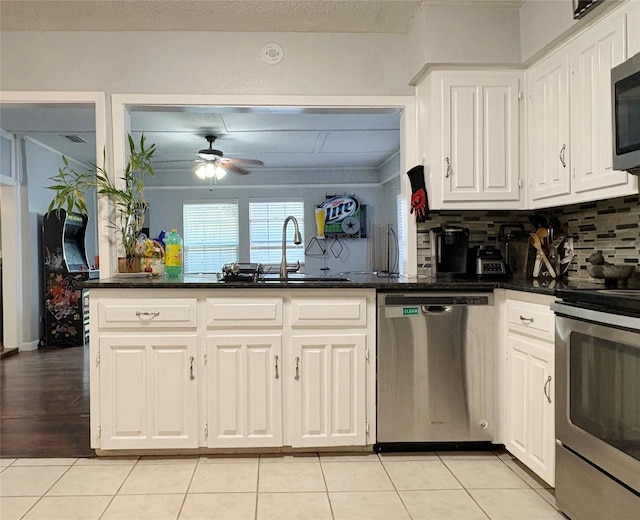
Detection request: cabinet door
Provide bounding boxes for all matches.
[441,73,520,202]
[629,1,640,56]
[505,333,555,486]
[99,334,199,449]
[528,50,571,202]
[289,333,367,447]
[570,13,628,193]
[207,334,282,448]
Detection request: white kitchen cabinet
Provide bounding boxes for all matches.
[90,288,375,452]
[628,1,640,56]
[99,334,199,450]
[205,291,374,450]
[207,333,282,448]
[419,70,524,209]
[503,293,555,487]
[527,7,637,208]
[570,12,631,195]
[527,49,571,202]
[289,333,367,448]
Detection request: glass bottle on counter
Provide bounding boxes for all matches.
[164,229,183,278]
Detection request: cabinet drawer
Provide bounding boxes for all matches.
[291,297,367,328]
[506,299,554,340]
[206,297,283,328]
[98,298,197,329]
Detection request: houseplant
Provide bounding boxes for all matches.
[47,134,157,272]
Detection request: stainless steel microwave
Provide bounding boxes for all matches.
[612,52,640,175]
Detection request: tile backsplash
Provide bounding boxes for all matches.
[416,194,640,280]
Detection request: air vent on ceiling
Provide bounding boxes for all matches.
[62,135,86,143]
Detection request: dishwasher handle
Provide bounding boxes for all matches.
[422,305,452,314]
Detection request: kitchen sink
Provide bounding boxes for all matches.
[259,273,351,283]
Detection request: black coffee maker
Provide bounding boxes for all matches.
[429,226,470,278]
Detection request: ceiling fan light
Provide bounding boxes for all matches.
[204,162,216,177]
[195,165,207,179]
[215,166,227,179]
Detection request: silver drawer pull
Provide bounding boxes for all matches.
[294,357,300,380]
[543,375,552,403]
[136,311,160,319]
[190,356,195,380]
[519,315,534,324]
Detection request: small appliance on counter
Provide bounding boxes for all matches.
[429,226,469,279]
[471,245,507,277]
[498,223,533,277]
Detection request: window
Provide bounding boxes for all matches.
[249,199,304,265]
[183,201,238,273]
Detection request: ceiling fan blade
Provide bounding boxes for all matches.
[224,163,251,175]
[153,159,199,165]
[221,157,264,166]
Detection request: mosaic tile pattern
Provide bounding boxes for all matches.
[416,195,640,280]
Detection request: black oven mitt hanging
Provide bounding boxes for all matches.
[406,165,429,223]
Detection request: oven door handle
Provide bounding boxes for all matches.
[543,375,552,404]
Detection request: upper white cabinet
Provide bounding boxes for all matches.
[627,0,640,57]
[570,13,628,194]
[527,7,637,208]
[419,70,524,210]
[527,49,571,202]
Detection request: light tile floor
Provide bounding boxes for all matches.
[0,451,566,519]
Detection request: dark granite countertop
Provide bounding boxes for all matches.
[80,272,610,296]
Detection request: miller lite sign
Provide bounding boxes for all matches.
[318,195,366,238]
[320,195,359,223]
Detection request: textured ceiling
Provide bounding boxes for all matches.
[0,0,524,34]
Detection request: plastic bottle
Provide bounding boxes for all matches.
[165,229,183,278]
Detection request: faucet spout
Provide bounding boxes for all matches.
[280,215,302,278]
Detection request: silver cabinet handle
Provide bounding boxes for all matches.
[519,315,534,324]
[136,311,160,319]
[294,357,300,380]
[445,157,451,178]
[543,375,552,403]
[274,355,279,379]
[189,356,195,380]
[559,144,566,168]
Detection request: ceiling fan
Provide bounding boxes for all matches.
[159,134,264,179]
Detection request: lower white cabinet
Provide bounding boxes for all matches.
[90,288,375,452]
[505,332,555,486]
[99,334,199,450]
[289,333,367,447]
[206,333,283,448]
[503,292,555,486]
[205,293,372,449]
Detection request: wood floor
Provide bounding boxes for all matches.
[0,346,93,458]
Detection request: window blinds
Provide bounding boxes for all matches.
[249,200,305,265]
[183,202,239,273]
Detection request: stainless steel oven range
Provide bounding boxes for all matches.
[552,289,640,520]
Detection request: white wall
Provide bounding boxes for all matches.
[144,184,385,275]
[519,0,628,63]
[408,2,521,82]
[0,31,414,96]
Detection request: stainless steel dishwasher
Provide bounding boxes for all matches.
[377,292,496,447]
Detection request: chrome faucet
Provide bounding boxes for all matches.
[280,215,302,278]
